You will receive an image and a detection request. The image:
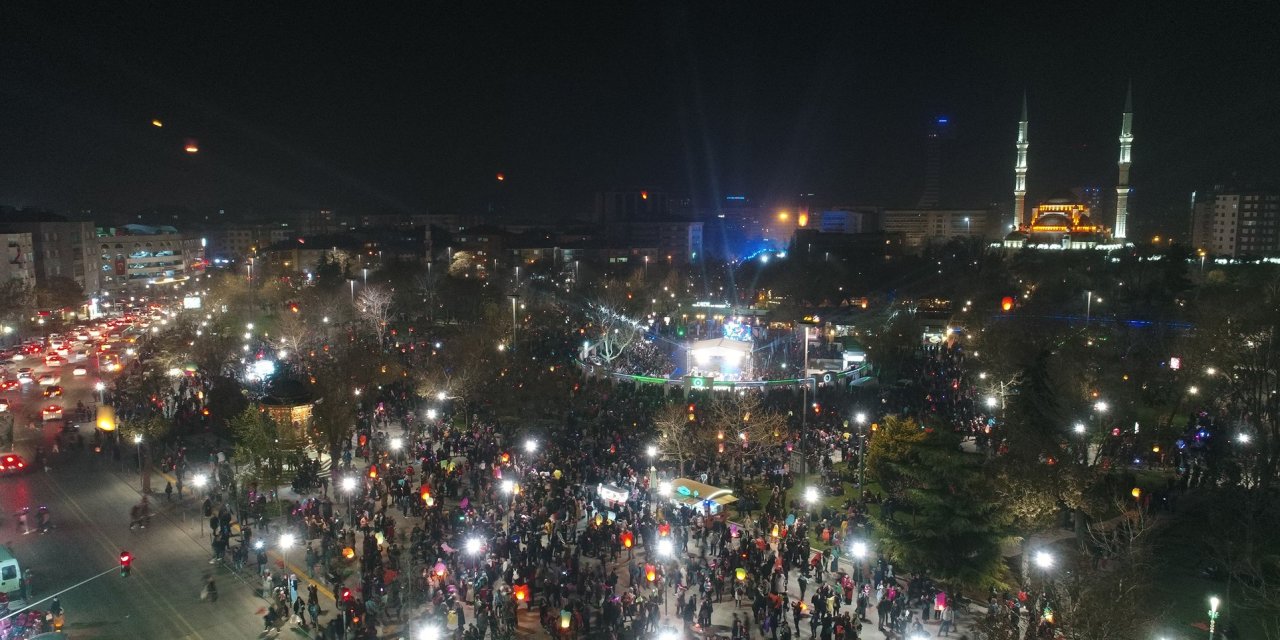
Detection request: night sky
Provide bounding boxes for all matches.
[2,3,1278,226]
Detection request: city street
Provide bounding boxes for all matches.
[0,348,277,638]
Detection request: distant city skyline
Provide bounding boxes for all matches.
[2,4,1278,231]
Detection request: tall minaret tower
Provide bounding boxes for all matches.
[1012,92,1029,231]
[1114,81,1134,240]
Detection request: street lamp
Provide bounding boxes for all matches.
[133,434,143,472]
[854,412,869,490]
[647,445,658,459]
[279,532,295,568]
[464,537,483,556]
[986,396,998,409]
[426,408,438,421]
[1209,596,1221,639]
[1238,433,1252,445]
[1034,550,1055,570]
[524,439,538,454]
[418,624,442,640]
[437,391,448,402]
[804,486,820,506]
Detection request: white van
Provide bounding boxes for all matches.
[0,545,23,598]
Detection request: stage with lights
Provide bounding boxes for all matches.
[685,321,754,382]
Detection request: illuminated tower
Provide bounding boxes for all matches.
[1114,82,1134,240]
[1012,92,1029,230]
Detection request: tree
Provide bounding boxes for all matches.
[121,414,171,494]
[0,279,33,328]
[655,401,698,476]
[35,275,85,310]
[1045,505,1161,640]
[356,284,394,346]
[228,406,299,489]
[869,418,1012,589]
[586,303,645,365]
[705,391,789,470]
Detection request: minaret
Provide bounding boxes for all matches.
[1012,92,1029,231]
[1114,81,1134,240]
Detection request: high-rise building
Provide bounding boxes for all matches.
[1206,191,1280,257]
[593,189,669,225]
[881,208,992,251]
[95,224,203,293]
[0,232,35,287]
[0,218,100,294]
[1189,191,1216,251]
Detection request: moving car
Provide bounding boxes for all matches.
[0,398,8,412]
[72,366,88,376]
[0,452,27,474]
[43,385,63,398]
[17,368,34,382]
[42,404,62,421]
[37,374,59,386]
[45,354,64,367]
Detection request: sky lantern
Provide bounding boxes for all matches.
[735,567,747,581]
[560,610,572,629]
[368,464,378,479]
[433,561,447,577]
[645,564,657,582]
[513,584,529,602]
[1001,296,1015,312]
[342,547,356,560]
[621,531,633,548]
[658,523,670,537]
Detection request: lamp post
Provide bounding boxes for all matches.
[279,532,295,568]
[342,476,357,508]
[133,434,143,473]
[1209,596,1221,639]
[854,412,868,491]
[508,294,520,354]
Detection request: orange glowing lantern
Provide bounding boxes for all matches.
[645,564,656,582]
[658,523,671,537]
[342,547,356,560]
[1001,296,1014,312]
[621,531,634,549]
[513,584,529,602]
[368,465,378,479]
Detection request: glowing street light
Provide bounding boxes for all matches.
[1094,400,1108,413]
[436,391,448,402]
[390,437,403,451]
[804,486,820,505]
[986,396,998,409]
[524,439,538,454]
[1034,550,1054,569]
[1209,596,1221,639]
[342,477,358,493]
[426,408,438,420]
[657,538,674,557]
[1074,423,1087,434]
[418,624,442,640]
[851,541,868,559]
[501,479,515,494]
[1238,433,1252,445]
[647,445,658,459]
[658,480,672,497]
[464,538,483,555]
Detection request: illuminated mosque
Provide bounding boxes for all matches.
[1002,84,1133,250]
